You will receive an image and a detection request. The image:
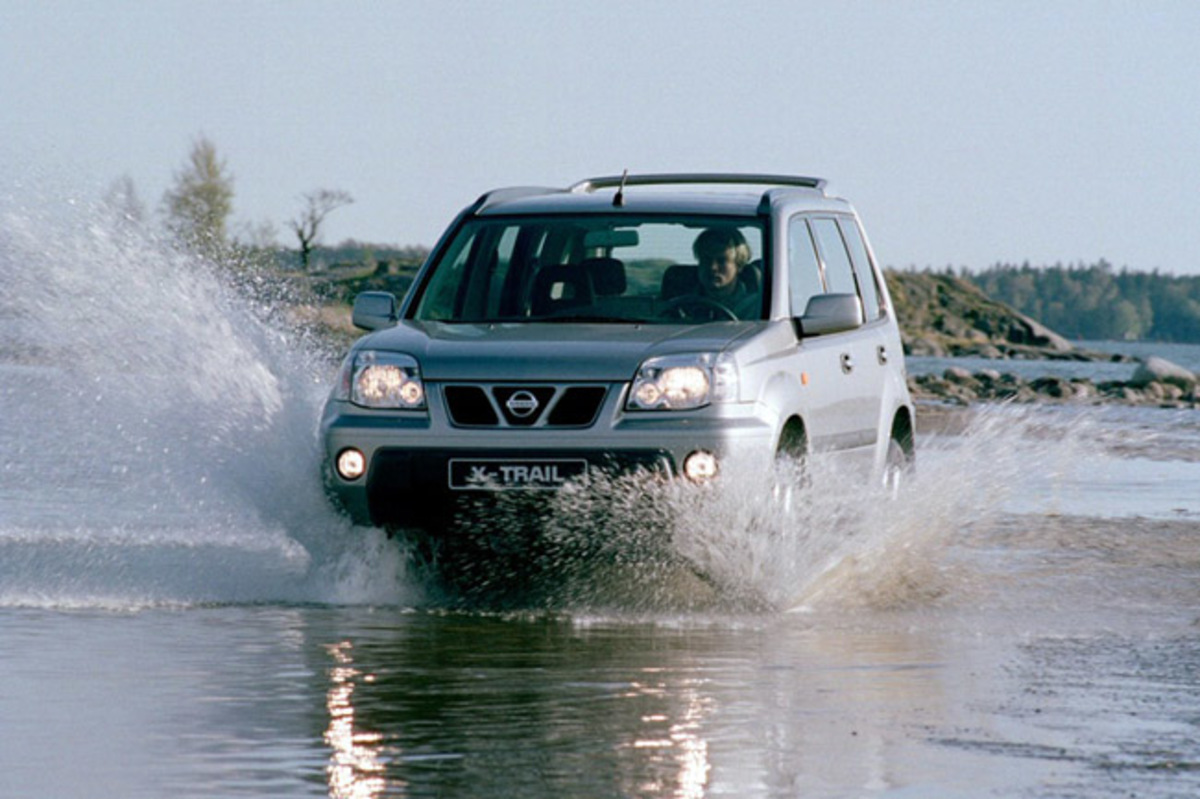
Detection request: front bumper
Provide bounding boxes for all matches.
[321,395,776,532]
[345,447,674,529]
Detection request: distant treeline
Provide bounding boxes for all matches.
[954,261,1200,342]
[273,242,430,273]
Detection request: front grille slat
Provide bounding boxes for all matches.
[443,386,499,426]
[547,386,608,427]
[443,384,608,429]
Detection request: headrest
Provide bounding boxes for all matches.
[660,264,699,300]
[532,265,593,315]
[740,259,762,292]
[582,257,626,296]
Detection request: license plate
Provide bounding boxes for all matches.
[448,459,588,491]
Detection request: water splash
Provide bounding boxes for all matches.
[451,398,1113,609]
[0,180,420,609]
[437,403,1103,613]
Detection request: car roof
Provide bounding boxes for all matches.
[470,173,856,219]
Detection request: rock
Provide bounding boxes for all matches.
[1070,380,1096,401]
[944,366,974,384]
[912,374,976,405]
[907,336,946,357]
[1008,312,1074,352]
[1030,375,1070,398]
[887,271,1076,360]
[1130,356,1197,390]
[977,368,1003,383]
[1100,384,1140,403]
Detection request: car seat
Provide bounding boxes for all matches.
[583,256,626,296]
[531,265,594,316]
[660,264,700,301]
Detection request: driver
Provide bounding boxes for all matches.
[690,226,759,319]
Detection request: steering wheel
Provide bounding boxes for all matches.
[658,295,738,321]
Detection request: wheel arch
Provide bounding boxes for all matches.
[776,414,809,458]
[890,405,915,458]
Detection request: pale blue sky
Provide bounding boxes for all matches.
[4,1,1199,273]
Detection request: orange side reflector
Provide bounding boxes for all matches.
[801,372,810,386]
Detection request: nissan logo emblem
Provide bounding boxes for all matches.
[505,390,540,418]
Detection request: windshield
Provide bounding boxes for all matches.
[410,215,766,324]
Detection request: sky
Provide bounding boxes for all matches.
[3,0,1200,273]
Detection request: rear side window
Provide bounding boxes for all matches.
[787,218,825,316]
[811,218,857,296]
[839,218,882,321]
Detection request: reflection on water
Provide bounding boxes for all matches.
[307,615,730,798]
[289,611,990,798]
[325,641,388,799]
[650,681,711,799]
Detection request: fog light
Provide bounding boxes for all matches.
[683,450,719,482]
[336,448,366,481]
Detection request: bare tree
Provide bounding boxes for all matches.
[163,136,234,255]
[289,189,354,271]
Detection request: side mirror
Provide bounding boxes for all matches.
[798,293,864,337]
[352,291,399,331]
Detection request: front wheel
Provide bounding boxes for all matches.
[881,437,911,499]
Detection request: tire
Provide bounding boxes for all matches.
[882,437,910,499]
[772,433,809,514]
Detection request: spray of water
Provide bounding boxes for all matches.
[0,181,419,609]
[440,403,1101,613]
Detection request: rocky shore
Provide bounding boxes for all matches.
[908,355,1199,408]
[884,270,1199,408]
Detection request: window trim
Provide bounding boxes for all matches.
[809,215,862,299]
[837,216,886,322]
[785,215,827,317]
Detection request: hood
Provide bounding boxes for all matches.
[356,321,762,381]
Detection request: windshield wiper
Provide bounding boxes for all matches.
[536,315,652,324]
[442,314,657,325]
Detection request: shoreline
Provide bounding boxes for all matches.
[908,363,1198,409]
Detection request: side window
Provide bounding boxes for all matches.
[811,218,858,296]
[787,218,825,315]
[839,218,882,321]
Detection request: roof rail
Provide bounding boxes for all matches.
[474,185,563,213]
[568,173,827,194]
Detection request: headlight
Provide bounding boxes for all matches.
[626,353,738,411]
[341,351,426,410]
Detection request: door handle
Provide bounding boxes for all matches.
[877,345,888,365]
[840,352,854,374]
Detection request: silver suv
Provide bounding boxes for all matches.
[320,174,914,531]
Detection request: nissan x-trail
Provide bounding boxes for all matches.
[320,174,914,533]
